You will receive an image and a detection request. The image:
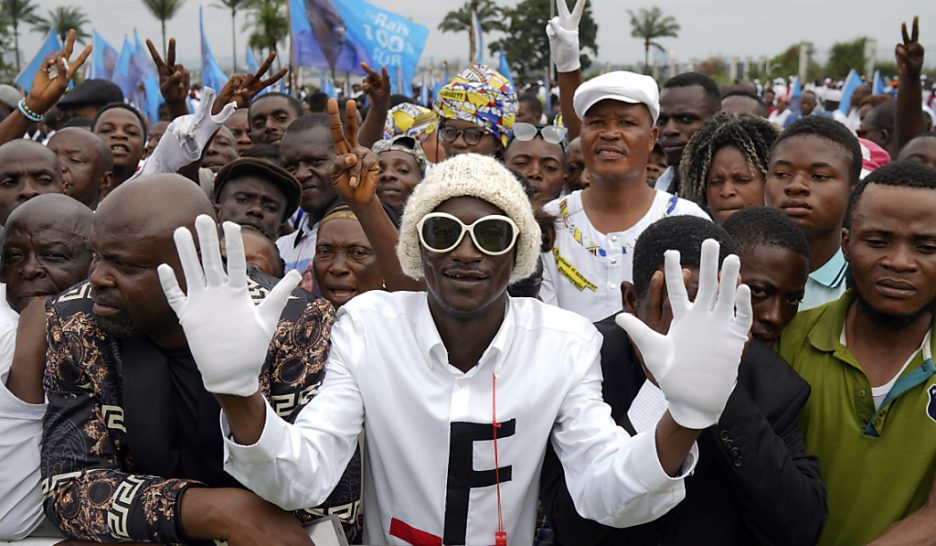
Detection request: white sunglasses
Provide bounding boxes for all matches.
[417,212,519,256]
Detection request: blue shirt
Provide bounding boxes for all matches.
[800,247,848,311]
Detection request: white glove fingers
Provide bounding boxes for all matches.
[570,0,586,24]
[614,312,670,376]
[195,215,226,286]
[222,221,248,288]
[714,254,741,316]
[556,0,570,20]
[173,225,206,291]
[731,284,754,337]
[211,101,237,124]
[546,20,557,40]
[663,250,690,317]
[695,239,720,311]
[157,263,187,316]
[258,270,302,325]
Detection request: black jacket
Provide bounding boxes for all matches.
[541,316,827,546]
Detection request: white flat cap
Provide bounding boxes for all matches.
[573,71,660,124]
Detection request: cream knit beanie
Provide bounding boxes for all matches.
[397,153,541,283]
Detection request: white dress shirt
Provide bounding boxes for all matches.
[223,291,696,545]
[539,189,710,321]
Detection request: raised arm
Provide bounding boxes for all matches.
[326,98,426,291]
[895,16,926,152]
[0,30,90,146]
[357,62,392,149]
[546,0,586,139]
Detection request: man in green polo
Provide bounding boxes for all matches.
[776,161,936,545]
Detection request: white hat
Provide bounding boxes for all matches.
[573,71,660,124]
[397,153,541,283]
[825,89,843,102]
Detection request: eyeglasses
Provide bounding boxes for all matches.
[417,212,519,256]
[512,122,568,144]
[439,124,491,146]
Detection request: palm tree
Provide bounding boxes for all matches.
[438,0,506,62]
[628,7,680,74]
[140,0,186,57]
[1,0,42,73]
[244,0,287,68]
[213,0,250,73]
[32,5,90,44]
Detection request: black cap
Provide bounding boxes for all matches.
[212,157,302,220]
[57,79,124,109]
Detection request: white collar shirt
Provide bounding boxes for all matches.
[539,189,711,321]
[276,215,319,275]
[223,291,695,545]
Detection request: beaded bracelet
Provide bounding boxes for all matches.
[17,99,42,122]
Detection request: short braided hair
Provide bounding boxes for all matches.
[679,113,779,208]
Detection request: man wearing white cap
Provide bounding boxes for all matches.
[537,70,708,321]
[155,102,754,543]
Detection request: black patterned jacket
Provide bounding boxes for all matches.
[40,274,362,544]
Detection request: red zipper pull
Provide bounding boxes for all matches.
[495,530,507,546]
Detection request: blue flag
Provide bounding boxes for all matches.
[498,51,513,88]
[321,72,337,98]
[787,77,802,115]
[112,36,137,102]
[839,69,863,114]
[132,31,163,124]
[290,0,428,98]
[91,31,119,80]
[200,7,229,93]
[872,70,884,95]
[246,47,260,73]
[15,31,62,93]
[473,8,484,64]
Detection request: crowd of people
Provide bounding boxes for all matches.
[0,1,933,545]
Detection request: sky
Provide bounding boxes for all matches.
[16,0,936,74]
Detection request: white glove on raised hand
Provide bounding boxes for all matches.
[545,0,585,73]
[157,216,302,397]
[135,86,237,178]
[615,239,752,429]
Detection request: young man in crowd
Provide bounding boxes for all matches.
[654,72,723,194]
[157,137,753,544]
[0,139,64,225]
[212,157,302,240]
[723,206,810,344]
[276,113,340,274]
[517,93,545,124]
[542,215,825,546]
[538,71,708,321]
[721,90,769,118]
[858,101,897,158]
[225,109,253,154]
[249,92,303,146]
[46,127,114,209]
[373,134,427,215]
[776,161,936,545]
[765,116,862,310]
[505,122,567,202]
[92,103,147,187]
[202,126,240,173]
[40,174,361,543]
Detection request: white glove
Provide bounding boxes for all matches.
[545,0,585,73]
[157,216,302,397]
[135,87,237,179]
[614,240,752,429]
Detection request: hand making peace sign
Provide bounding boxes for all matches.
[213,52,289,115]
[327,98,380,205]
[146,37,191,109]
[896,16,924,80]
[27,29,92,115]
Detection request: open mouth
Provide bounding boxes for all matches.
[110,143,129,155]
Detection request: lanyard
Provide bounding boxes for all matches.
[863,333,935,437]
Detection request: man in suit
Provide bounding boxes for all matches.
[541,215,827,546]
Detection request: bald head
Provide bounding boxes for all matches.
[1,194,93,311]
[0,140,63,224]
[97,174,216,241]
[47,128,114,209]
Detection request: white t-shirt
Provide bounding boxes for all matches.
[223,291,696,545]
[539,189,710,321]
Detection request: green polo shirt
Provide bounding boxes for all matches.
[776,291,936,545]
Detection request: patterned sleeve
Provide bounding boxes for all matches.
[260,296,363,541]
[40,304,201,544]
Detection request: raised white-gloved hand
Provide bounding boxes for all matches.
[615,239,752,429]
[135,86,237,178]
[157,216,301,397]
[545,0,585,73]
